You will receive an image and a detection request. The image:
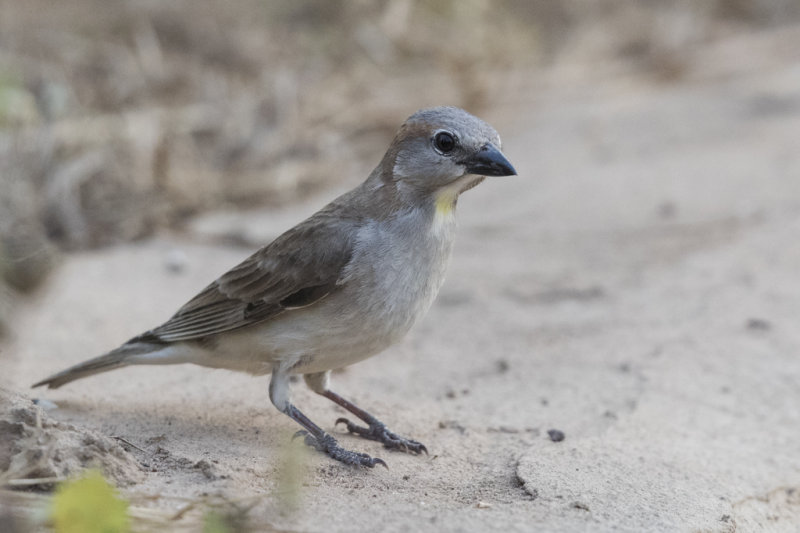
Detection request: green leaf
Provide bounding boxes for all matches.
[51,470,130,533]
[202,510,232,533]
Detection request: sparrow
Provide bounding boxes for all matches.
[34,106,517,467]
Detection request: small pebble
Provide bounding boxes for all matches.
[164,249,188,274]
[547,429,565,442]
[746,318,771,331]
[657,202,677,220]
[32,398,59,411]
[495,359,510,373]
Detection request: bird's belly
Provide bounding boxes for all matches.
[267,272,442,374]
[206,297,417,375]
[208,215,455,375]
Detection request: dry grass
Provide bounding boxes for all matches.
[0,0,797,315]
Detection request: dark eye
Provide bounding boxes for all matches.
[433,131,456,154]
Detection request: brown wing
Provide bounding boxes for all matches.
[137,208,357,343]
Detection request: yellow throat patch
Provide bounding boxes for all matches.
[432,190,458,234]
[435,192,457,217]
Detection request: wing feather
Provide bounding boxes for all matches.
[139,205,358,343]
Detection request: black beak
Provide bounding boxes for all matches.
[464,143,517,177]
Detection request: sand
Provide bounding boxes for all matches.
[3,26,800,532]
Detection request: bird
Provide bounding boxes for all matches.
[33,106,517,468]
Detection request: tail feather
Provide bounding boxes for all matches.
[32,342,161,389]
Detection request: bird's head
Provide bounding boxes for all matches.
[384,107,516,196]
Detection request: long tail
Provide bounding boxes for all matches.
[32,341,163,389]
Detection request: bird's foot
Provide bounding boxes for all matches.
[335,417,428,455]
[293,430,387,468]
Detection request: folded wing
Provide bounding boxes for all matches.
[135,209,357,343]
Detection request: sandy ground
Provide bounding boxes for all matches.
[3,27,800,532]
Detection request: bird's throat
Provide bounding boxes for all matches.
[432,190,458,237]
[433,174,484,218]
[435,192,457,217]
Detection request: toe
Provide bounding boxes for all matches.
[371,457,389,469]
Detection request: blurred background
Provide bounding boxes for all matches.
[2,2,800,530]
[0,0,798,327]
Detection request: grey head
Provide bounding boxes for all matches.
[381,106,516,195]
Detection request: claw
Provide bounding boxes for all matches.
[332,417,427,455]
[293,431,387,468]
[320,390,427,458]
[292,430,324,451]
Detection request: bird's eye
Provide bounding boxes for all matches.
[433,131,456,154]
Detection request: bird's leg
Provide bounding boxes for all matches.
[327,390,429,455]
[304,372,428,455]
[269,369,385,468]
